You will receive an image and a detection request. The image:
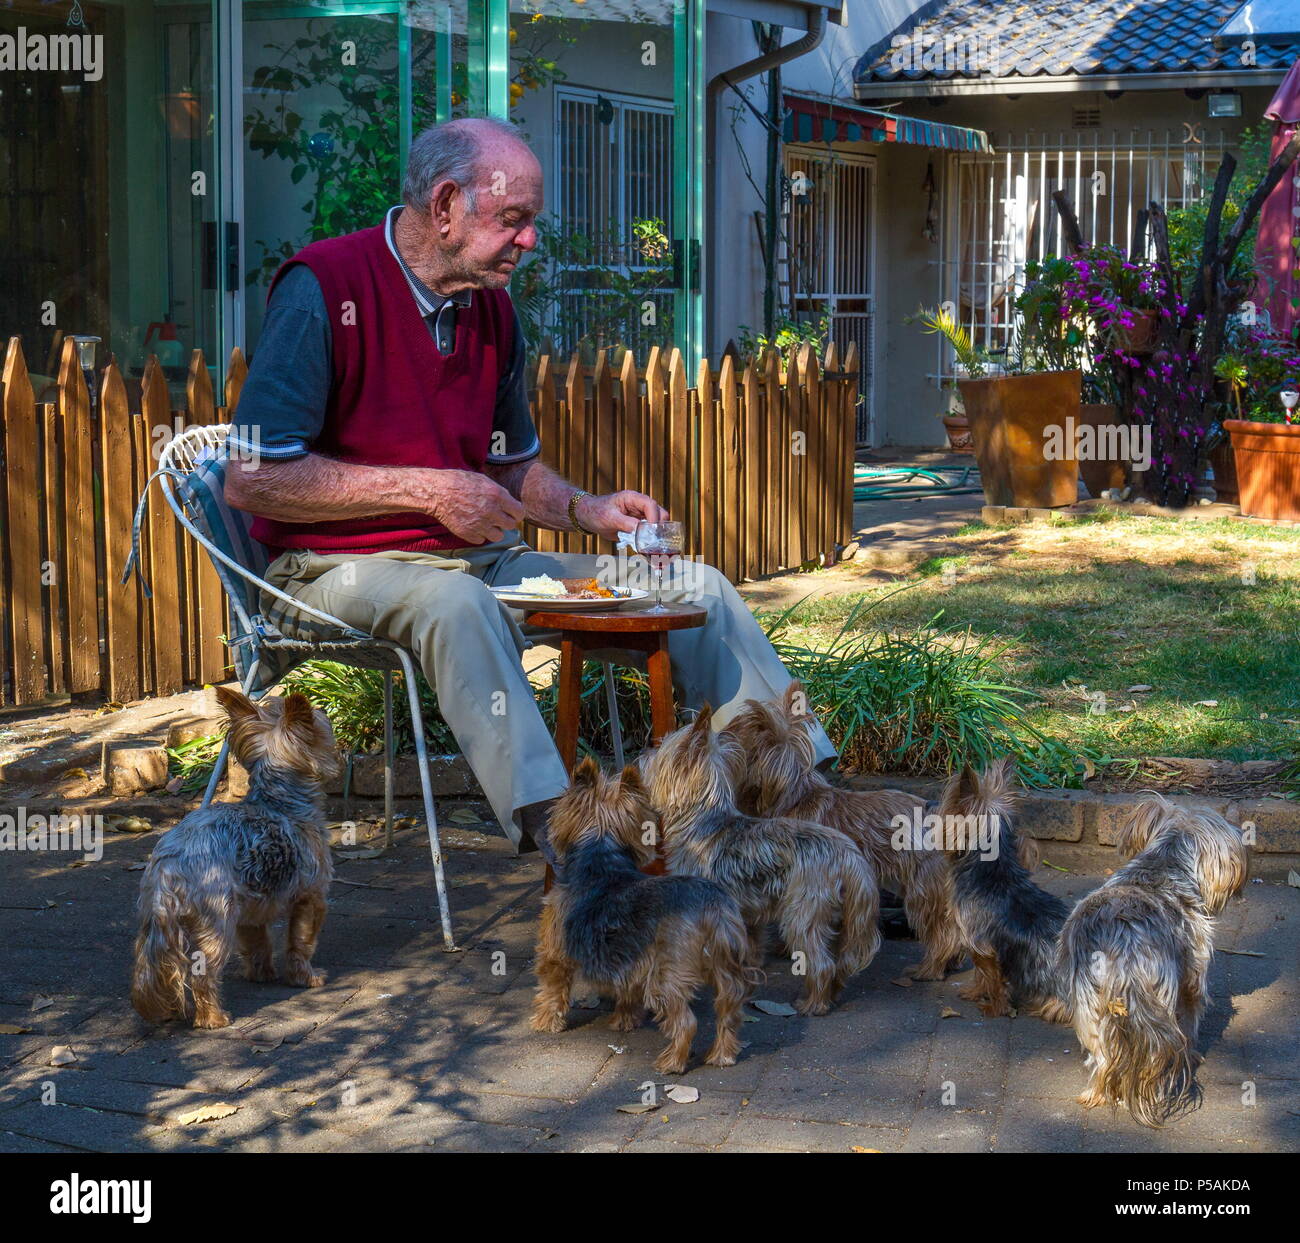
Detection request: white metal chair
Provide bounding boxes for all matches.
[124,425,469,948]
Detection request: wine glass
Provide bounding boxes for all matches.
[634,520,684,614]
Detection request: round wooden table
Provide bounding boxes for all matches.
[522,602,707,774]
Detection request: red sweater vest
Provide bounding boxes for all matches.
[250,223,514,555]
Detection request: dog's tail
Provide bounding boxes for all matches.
[835,847,882,978]
[1072,947,1197,1128]
[704,898,765,995]
[130,874,191,1024]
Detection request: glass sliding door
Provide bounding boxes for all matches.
[504,0,701,361]
[236,0,469,353]
[0,0,220,402]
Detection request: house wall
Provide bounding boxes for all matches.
[705,2,933,353]
[706,15,1280,449]
[870,86,1275,446]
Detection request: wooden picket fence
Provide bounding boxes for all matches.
[525,342,859,585]
[0,337,243,708]
[0,337,856,708]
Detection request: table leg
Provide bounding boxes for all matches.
[556,637,583,774]
[646,634,676,744]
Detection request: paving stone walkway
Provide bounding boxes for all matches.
[1,819,1295,1153]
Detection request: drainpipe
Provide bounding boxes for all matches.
[705,6,827,354]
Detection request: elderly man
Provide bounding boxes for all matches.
[226,117,836,859]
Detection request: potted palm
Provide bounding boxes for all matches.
[916,304,1080,508]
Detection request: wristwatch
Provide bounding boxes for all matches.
[568,489,593,534]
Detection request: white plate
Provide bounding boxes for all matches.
[489,585,649,612]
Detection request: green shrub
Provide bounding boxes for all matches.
[762,597,1089,787]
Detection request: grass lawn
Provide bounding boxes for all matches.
[757,510,1300,767]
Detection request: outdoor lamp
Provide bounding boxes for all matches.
[1281,388,1299,424]
[70,335,101,411]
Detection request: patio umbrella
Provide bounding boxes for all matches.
[1254,57,1300,340]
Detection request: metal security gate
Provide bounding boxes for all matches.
[554,86,674,353]
[785,147,876,445]
[938,128,1230,379]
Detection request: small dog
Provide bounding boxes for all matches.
[1057,796,1248,1127]
[131,687,341,1028]
[641,707,881,1016]
[724,681,963,980]
[940,758,1071,1020]
[530,757,756,1074]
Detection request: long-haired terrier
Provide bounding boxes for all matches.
[724,681,963,980]
[530,757,756,1074]
[641,707,881,1016]
[1057,796,1248,1127]
[940,758,1071,1020]
[131,687,341,1028]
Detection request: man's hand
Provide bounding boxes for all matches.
[423,469,525,545]
[575,489,670,540]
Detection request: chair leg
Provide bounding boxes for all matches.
[383,669,395,851]
[601,659,625,771]
[200,657,262,809]
[396,648,456,952]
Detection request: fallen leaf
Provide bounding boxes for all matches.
[49,1046,77,1066]
[116,816,152,834]
[0,1024,31,1034]
[333,848,383,861]
[890,976,914,989]
[123,862,146,872]
[30,995,54,1012]
[1194,700,1219,708]
[851,1146,882,1153]
[1127,684,1153,693]
[664,1084,699,1104]
[174,1102,238,1126]
[607,1044,625,1054]
[1081,756,1096,780]
[165,776,184,794]
[741,1013,760,1023]
[1287,870,1300,889]
[61,767,89,779]
[1219,949,1265,958]
[616,1102,658,1114]
[940,1006,962,1019]
[751,999,798,1016]
[449,809,481,825]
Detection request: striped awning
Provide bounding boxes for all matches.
[782,93,993,152]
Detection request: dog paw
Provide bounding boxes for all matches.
[283,967,325,988]
[653,1053,689,1075]
[703,1048,738,1068]
[529,1011,568,1034]
[908,966,947,982]
[977,999,1010,1018]
[244,964,276,984]
[795,997,831,1017]
[1076,1088,1106,1109]
[194,1010,231,1030]
[957,984,987,1002]
[609,1011,642,1032]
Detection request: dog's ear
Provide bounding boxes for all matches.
[619,763,646,794]
[280,692,318,726]
[783,679,809,722]
[215,685,260,723]
[1117,797,1166,858]
[689,704,714,740]
[955,764,981,801]
[572,755,602,787]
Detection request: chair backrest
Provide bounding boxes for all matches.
[159,425,268,629]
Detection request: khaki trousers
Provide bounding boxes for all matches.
[263,530,836,849]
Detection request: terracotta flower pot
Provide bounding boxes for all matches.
[1224,419,1300,521]
[941,413,974,452]
[1114,309,1159,354]
[957,371,1082,508]
[1076,403,1129,498]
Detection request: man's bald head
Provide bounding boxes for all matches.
[398,118,543,292]
[402,117,539,214]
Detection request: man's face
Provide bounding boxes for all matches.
[447,147,543,289]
